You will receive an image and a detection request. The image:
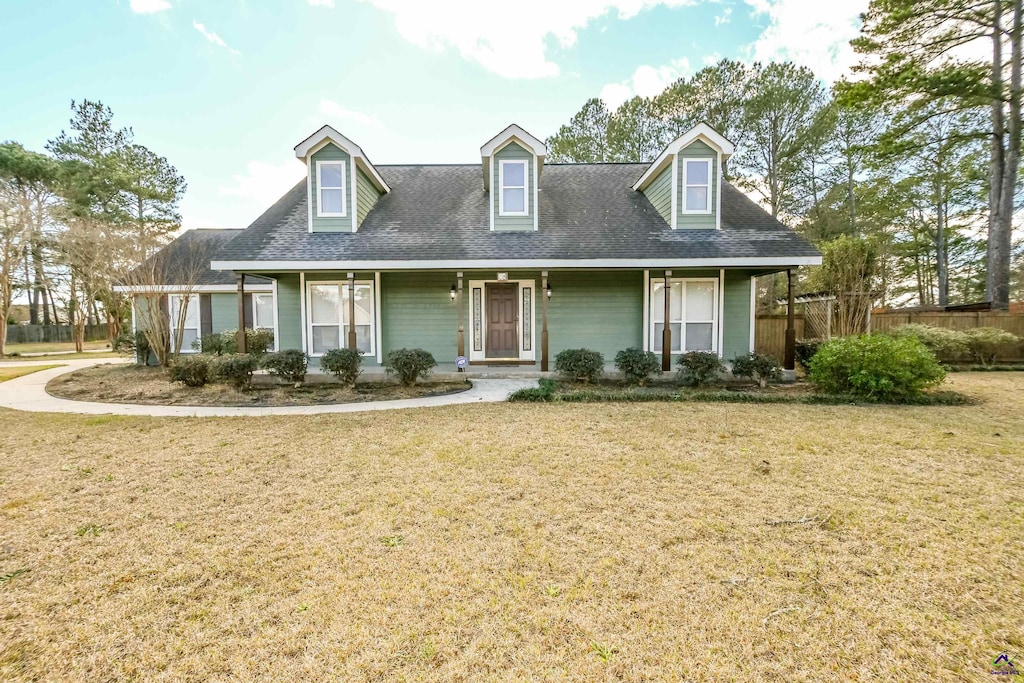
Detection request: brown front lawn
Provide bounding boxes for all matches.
[46,364,470,406]
[0,365,64,382]
[1,372,1022,681]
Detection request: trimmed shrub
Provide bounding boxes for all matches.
[886,324,968,361]
[795,338,823,370]
[963,327,1020,366]
[112,332,135,356]
[809,334,945,401]
[212,354,256,390]
[132,330,153,366]
[614,347,662,385]
[508,378,557,402]
[262,349,308,386]
[554,348,604,383]
[168,355,212,387]
[195,333,228,356]
[383,348,437,386]
[320,347,362,387]
[220,328,275,357]
[676,351,725,387]
[731,352,782,387]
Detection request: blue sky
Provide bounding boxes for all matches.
[0,0,866,230]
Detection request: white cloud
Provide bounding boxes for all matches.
[702,51,723,66]
[744,0,868,82]
[318,99,381,127]
[715,6,732,25]
[193,20,240,56]
[357,0,698,79]
[599,57,692,109]
[307,0,335,5]
[130,0,171,13]
[221,159,304,203]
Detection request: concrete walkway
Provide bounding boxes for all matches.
[0,359,536,417]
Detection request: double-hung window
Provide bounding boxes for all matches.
[682,158,712,213]
[317,161,346,217]
[308,282,375,356]
[169,294,199,353]
[651,280,717,353]
[499,160,528,215]
[252,293,275,332]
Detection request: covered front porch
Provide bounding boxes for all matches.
[228,267,802,374]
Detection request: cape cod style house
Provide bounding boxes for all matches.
[123,122,820,372]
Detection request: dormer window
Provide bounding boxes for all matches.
[499,160,528,216]
[682,158,712,214]
[316,161,347,217]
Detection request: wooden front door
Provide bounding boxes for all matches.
[486,284,518,358]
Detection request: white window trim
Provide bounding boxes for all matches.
[251,292,276,332]
[649,277,719,355]
[466,278,536,363]
[315,160,347,218]
[168,294,200,354]
[498,159,529,217]
[305,279,376,357]
[681,157,713,215]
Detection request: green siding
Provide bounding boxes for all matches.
[381,272,458,362]
[677,140,718,229]
[644,164,673,224]
[492,142,535,231]
[274,274,303,351]
[210,293,237,333]
[722,270,754,360]
[355,167,380,227]
[547,271,643,359]
[309,143,353,233]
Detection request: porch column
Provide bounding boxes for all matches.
[347,272,357,351]
[541,270,549,372]
[784,268,796,370]
[662,270,672,371]
[236,273,247,354]
[456,272,465,358]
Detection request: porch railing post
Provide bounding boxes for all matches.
[347,272,357,351]
[236,273,247,354]
[662,270,672,371]
[541,270,549,372]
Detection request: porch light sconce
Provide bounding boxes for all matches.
[546,282,552,299]
[450,284,457,302]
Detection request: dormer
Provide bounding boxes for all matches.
[481,124,546,232]
[632,123,734,230]
[294,125,390,233]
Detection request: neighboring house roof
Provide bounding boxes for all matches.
[214,163,819,266]
[118,229,271,290]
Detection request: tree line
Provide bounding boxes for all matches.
[0,100,186,355]
[546,0,1023,311]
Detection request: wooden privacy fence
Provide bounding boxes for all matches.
[5,324,108,345]
[754,312,1024,362]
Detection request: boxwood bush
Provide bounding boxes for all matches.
[795,338,823,370]
[809,334,945,401]
[676,351,725,387]
[614,347,662,385]
[383,348,437,386]
[168,355,212,387]
[963,326,1020,366]
[212,354,257,390]
[320,347,362,387]
[886,323,968,361]
[262,349,308,386]
[730,352,781,387]
[554,348,604,383]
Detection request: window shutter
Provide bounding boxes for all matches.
[243,293,253,330]
[200,294,213,338]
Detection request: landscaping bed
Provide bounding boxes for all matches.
[47,364,470,406]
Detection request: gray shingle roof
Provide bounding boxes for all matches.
[131,229,271,286]
[214,163,819,263]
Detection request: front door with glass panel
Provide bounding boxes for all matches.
[652,279,717,353]
[486,284,518,358]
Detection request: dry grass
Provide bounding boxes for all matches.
[0,365,63,382]
[47,364,470,406]
[1,372,1022,682]
[2,340,110,355]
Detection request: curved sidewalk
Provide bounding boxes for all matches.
[0,359,535,417]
